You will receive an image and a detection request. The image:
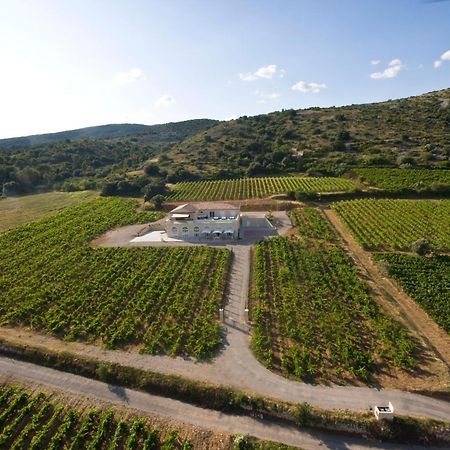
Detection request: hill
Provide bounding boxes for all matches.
[163,88,450,178]
[0,119,217,193]
[0,119,218,149]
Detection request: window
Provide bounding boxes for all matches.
[209,211,215,218]
[172,227,177,235]
[194,226,199,232]
[182,227,188,234]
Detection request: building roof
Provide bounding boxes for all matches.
[170,202,239,213]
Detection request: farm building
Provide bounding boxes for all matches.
[166,202,241,240]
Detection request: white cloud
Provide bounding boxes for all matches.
[434,49,450,68]
[441,49,450,61]
[371,59,381,66]
[370,58,404,79]
[239,64,282,81]
[292,81,327,93]
[254,90,281,103]
[115,68,146,83]
[154,94,175,108]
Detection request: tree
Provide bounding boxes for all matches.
[151,194,165,209]
[411,238,432,256]
[2,181,19,197]
[144,163,160,176]
[142,181,167,202]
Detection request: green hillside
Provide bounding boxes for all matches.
[0,119,217,193]
[0,119,218,149]
[165,88,450,178]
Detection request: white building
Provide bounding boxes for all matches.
[374,402,394,421]
[166,202,241,240]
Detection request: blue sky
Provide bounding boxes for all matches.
[0,0,449,138]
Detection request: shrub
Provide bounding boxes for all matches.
[411,238,432,256]
[294,402,313,427]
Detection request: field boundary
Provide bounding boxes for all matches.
[323,208,450,370]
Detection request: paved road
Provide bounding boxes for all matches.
[0,357,441,450]
[223,245,251,325]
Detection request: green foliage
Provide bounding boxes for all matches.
[167,88,450,177]
[294,402,313,427]
[0,385,193,449]
[374,254,450,334]
[151,194,165,209]
[411,238,432,256]
[168,176,356,201]
[0,120,217,193]
[0,197,230,358]
[332,199,450,251]
[354,168,450,191]
[250,237,416,381]
[288,207,336,241]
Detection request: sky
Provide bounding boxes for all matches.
[0,0,449,139]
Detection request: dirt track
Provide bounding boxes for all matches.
[323,208,450,370]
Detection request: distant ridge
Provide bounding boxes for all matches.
[0,119,218,149]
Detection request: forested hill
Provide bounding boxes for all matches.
[165,88,450,178]
[0,119,217,194]
[0,119,218,149]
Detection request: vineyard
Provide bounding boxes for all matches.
[354,168,450,191]
[167,176,356,201]
[250,235,416,381]
[0,198,230,359]
[374,253,450,335]
[0,385,193,449]
[288,207,336,241]
[332,199,450,251]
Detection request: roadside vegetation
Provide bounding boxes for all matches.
[249,208,416,382]
[0,198,230,358]
[1,345,448,447]
[332,199,450,251]
[167,176,355,201]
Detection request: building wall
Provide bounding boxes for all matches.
[166,214,240,239]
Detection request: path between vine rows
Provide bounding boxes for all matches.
[1,240,450,422]
[323,208,450,369]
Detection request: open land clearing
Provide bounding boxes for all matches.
[0,190,98,232]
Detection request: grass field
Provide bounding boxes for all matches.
[354,168,450,191]
[0,198,229,358]
[0,191,99,232]
[249,210,415,382]
[332,199,450,251]
[167,176,356,201]
[374,253,450,335]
